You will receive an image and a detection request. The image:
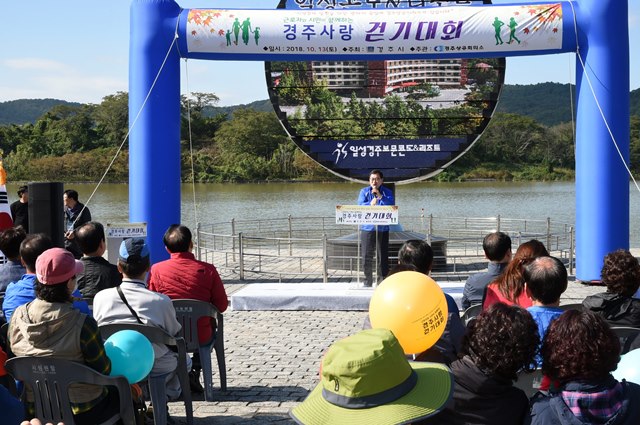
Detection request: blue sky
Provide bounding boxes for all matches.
[1,0,637,106]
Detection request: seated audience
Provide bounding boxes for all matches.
[0,344,16,393]
[461,231,511,309]
[377,264,451,364]
[363,239,465,364]
[3,234,90,323]
[398,240,465,363]
[524,256,568,365]
[583,249,640,327]
[483,239,549,309]
[8,248,118,424]
[148,224,228,393]
[75,222,121,298]
[0,227,27,295]
[290,328,454,425]
[437,303,539,425]
[530,310,640,424]
[93,237,188,402]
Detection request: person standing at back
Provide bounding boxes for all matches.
[461,231,511,309]
[357,169,394,287]
[10,186,28,233]
[63,189,91,259]
[75,222,122,298]
[148,224,228,393]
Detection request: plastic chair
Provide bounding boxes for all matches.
[99,323,193,425]
[82,296,94,310]
[0,322,8,354]
[611,326,640,355]
[5,356,136,425]
[0,294,5,326]
[460,304,482,326]
[514,369,545,399]
[558,303,584,311]
[172,299,226,401]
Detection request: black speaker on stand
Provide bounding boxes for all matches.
[28,182,64,248]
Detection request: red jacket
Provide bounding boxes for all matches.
[149,252,228,343]
[483,282,533,310]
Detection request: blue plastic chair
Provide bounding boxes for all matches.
[172,299,226,401]
[99,323,193,425]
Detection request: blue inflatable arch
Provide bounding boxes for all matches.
[129,0,629,282]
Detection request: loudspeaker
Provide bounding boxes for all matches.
[28,182,64,248]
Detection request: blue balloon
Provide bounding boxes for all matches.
[104,330,154,384]
[613,349,640,384]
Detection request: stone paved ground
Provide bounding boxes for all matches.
[169,310,366,424]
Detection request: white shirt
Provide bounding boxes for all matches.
[93,278,181,358]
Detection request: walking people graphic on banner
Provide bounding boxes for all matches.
[493,17,505,45]
[508,17,521,44]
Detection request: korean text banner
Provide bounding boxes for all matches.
[183,4,565,58]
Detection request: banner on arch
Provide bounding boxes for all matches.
[185,4,564,57]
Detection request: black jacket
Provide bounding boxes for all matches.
[77,256,122,298]
[582,292,640,327]
[437,356,530,425]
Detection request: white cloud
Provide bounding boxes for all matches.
[0,57,126,103]
[4,58,70,73]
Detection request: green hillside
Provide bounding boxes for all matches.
[497,83,640,126]
[0,98,82,125]
[205,99,273,116]
[2,84,636,127]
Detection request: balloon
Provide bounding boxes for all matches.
[369,271,448,355]
[104,330,154,384]
[613,349,640,384]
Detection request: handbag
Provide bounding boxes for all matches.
[130,383,149,425]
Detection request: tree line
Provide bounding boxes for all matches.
[0,91,638,183]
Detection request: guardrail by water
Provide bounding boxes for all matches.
[195,212,575,283]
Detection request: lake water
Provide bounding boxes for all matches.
[8,181,639,247]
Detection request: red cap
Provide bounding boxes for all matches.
[35,247,84,285]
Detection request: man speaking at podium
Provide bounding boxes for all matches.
[357,169,395,287]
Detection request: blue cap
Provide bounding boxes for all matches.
[118,237,150,263]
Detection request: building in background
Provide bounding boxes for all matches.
[307,59,468,97]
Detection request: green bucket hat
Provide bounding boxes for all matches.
[290,328,453,425]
